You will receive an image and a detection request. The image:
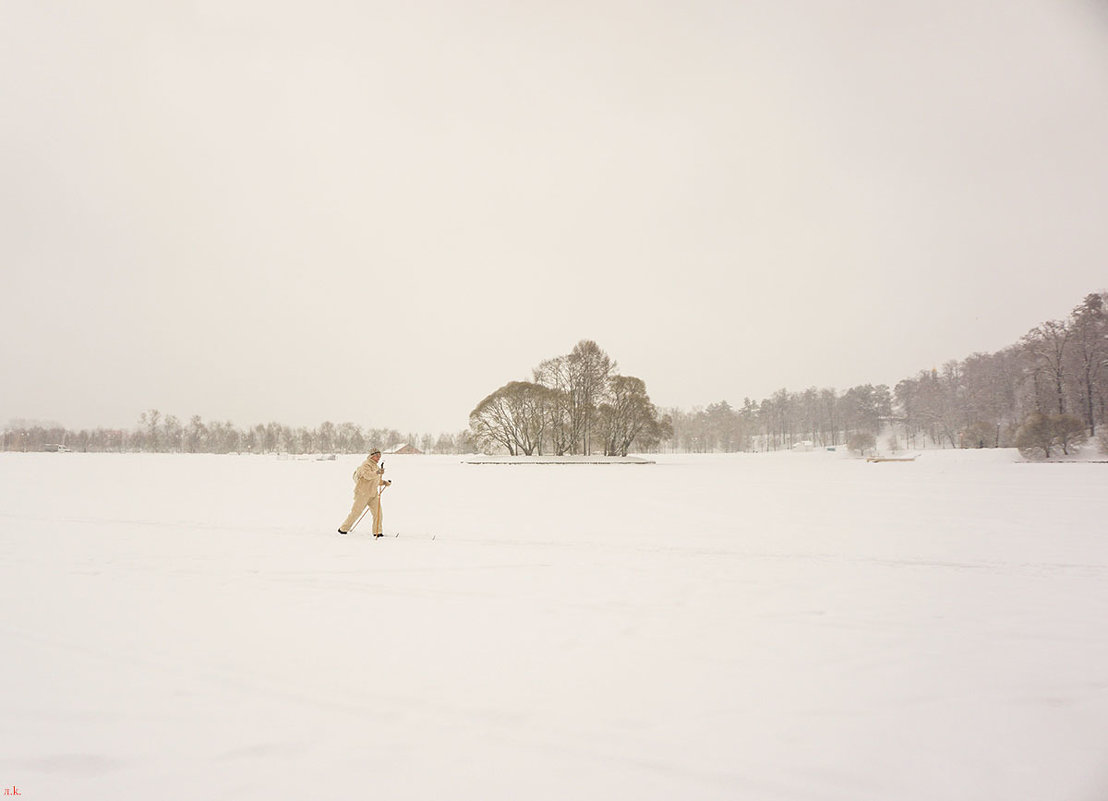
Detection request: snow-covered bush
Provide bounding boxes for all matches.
[847,431,876,455]
[1015,412,1087,459]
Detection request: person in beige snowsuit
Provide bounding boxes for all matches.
[338,449,391,536]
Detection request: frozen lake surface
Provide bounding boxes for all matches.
[1,450,1107,800]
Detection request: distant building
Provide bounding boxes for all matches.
[384,443,423,455]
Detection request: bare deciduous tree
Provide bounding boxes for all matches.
[1023,319,1072,416]
[532,356,575,455]
[597,375,662,457]
[568,340,615,455]
[469,381,551,456]
[1068,293,1108,435]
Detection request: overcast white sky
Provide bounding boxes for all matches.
[4,0,1108,434]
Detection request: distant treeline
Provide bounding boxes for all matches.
[1,413,477,455]
[663,292,1108,457]
[6,292,1105,459]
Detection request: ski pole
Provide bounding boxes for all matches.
[378,459,391,496]
[349,504,371,533]
[350,483,389,533]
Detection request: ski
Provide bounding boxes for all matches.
[336,529,436,540]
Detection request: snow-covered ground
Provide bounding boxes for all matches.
[1,449,1106,800]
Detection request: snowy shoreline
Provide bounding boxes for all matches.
[463,454,655,464]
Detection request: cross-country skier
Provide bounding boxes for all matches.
[338,448,391,537]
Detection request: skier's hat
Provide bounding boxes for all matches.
[370,448,381,456]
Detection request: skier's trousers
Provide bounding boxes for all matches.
[340,486,382,535]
